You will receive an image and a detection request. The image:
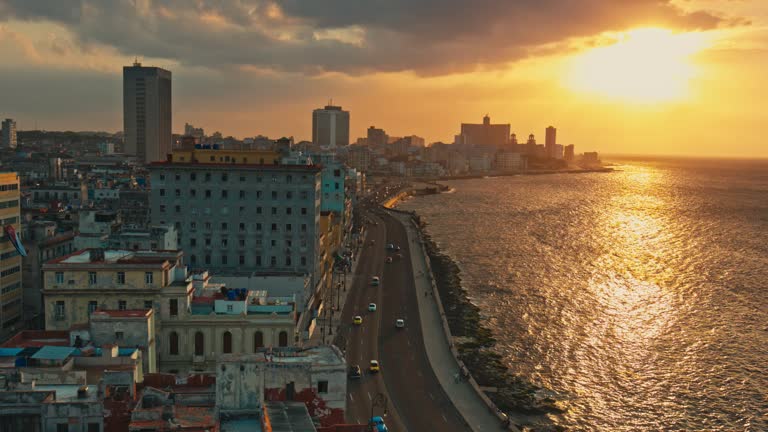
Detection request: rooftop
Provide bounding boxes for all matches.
[265,402,317,432]
[1,330,70,348]
[45,248,181,266]
[31,346,76,360]
[92,309,153,319]
[34,384,99,402]
[220,345,344,367]
[221,417,262,432]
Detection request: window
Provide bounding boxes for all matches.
[271,240,277,247]
[278,331,289,347]
[256,206,262,214]
[221,239,228,247]
[270,256,277,267]
[191,221,197,230]
[190,238,197,246]
[221,190,228,198]
[88,301,98,314]
[169,299,178,316]
[222,173,228,181]
[271,223,277,232]
[271,191,278,200]
[256,223,262,231]
[286,224,292,232]
[239,206,245,213]
[159,205,166,213]
[301,224,308,233]
[55,271,64,284]
[239,239,245,247]
[205,173,211,181]
[335,182,340,190]
[286,207,292,215]
[169,332,179,355]
[221,255,228,265]
[221,222,228,230]
[239,223,245,231]
[175,174,181,181]
[240,175,246,182]
[239,255,245,265]
[88,272,97,285]
[57,424,69,432]
[144,300,153,309]
[205,222,212,230]
[115,331,124,340]
[159,174,166,181]
[190,189,197,197]
[175,189,181,197]
[239,190,245,199]
[175,205,181,213]
[159,189,166,197]
[55,301,65,320]
[271,207,277,215]
[300,191,308,200]
[190,254,197,264]
[205,238,211,246]
[117,272,126,284]
[286,191,293,199]
[301,256,307,266]
[88,423,100,432]
[223,331,233,353]
[318,380,329,394]
[285,256,292,266]
[301,207,307,215]
[205,190,211,198]
[194,332,204,356]
[256,256,262,266]
[254,331,264,350]
[256,190,263,199]
[118,300,127,311]
[145,272,154,284]
[191,173,197,181]
[205,255,211,264]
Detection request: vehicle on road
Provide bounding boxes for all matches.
[370,416,388,432]
[353,316,363,325]
[395,319,405,328]
[369,239,375,246]
[386,243,395,250]
[394,245,401,251]
[370,276,380,286]
[385,256,393,263]
[368,303,377,312]
[369,360,380,373]
[349,365,362,379]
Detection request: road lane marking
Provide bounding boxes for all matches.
[349,393,354,402]
[367,392,372,401]
[442,413,448,423]
[429,392,434,400]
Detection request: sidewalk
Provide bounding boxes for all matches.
[306,230,366,347]
[394,211,517,432]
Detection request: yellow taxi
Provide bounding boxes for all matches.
[369,360,380,373]
[353,316,363,325]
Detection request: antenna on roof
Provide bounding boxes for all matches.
[133,57,141,67]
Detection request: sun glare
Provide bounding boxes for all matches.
[565,28,711,103]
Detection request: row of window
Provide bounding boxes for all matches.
[54,299,155,319]
[158,173,309,183]
[55,271,154,285]
[55,422,100,432]
[188,254,307,267]
[0,183,19,191]
[1,216,17,225]
[190,238,308,248]
[172,329,289,356]
[0,199,18,208]
[1,281,21,295]
[159,189,311,201]
[0,265,20,277]
[159,204,312,217]
[0,250,19,260]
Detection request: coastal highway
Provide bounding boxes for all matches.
[338,204,469,432]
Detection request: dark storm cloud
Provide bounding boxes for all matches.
[0,0,737,75]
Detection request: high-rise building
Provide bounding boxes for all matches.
[545,126,557,158]
[564,144,575,163]
[1,118,17,149]
[459,115,510,148]
[123,61,172,163]
[0,172,23,339]
[366,126,388,148]
[312,105,350,147]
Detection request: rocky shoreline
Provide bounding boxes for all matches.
[413,215,566,431]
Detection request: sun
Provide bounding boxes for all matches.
[565,28,711,103]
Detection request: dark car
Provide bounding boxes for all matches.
[349,365,362,379]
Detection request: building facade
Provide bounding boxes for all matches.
[1,118,17,149]
[123,62,172,163]
[148,148,322,282]
[0,172,22,340]
[545,125,557,157]
[366,126,388,148]
[460,115,510,148]
[312,105,350,147]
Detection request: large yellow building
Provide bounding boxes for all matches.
[0,172,22,340]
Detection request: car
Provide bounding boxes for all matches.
[368,303,377,312]
[353,316,363,325]
[385,257,393,263]
[394,245,401,251]
[349,365,362,379]
[369,239,376,246]
[395,319,405,328]
[369,360,380,373]
[370,416,388,432]
[386,243,395,250]
[370,276,380,286]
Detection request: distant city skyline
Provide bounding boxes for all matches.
[0,1,766,157]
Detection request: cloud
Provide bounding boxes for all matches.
[0,0,741,76]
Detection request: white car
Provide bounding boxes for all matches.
[370,276,380,286]
[368,303,377,312]
[395,319,405,328]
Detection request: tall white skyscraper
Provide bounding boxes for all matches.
[312,104,350,147]
[123,61,172,163]
[1,118,17,149]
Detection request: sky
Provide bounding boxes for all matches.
[0,0,766,158]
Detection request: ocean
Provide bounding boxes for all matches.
[398,157,768,431]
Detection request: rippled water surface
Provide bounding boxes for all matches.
[399,158,768,431]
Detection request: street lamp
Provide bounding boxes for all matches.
[369,393,388,431]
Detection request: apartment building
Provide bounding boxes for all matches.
[0,172,23,340]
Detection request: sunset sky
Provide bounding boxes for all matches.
[0,0,766,157]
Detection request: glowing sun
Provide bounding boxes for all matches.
[565,28,711,103]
